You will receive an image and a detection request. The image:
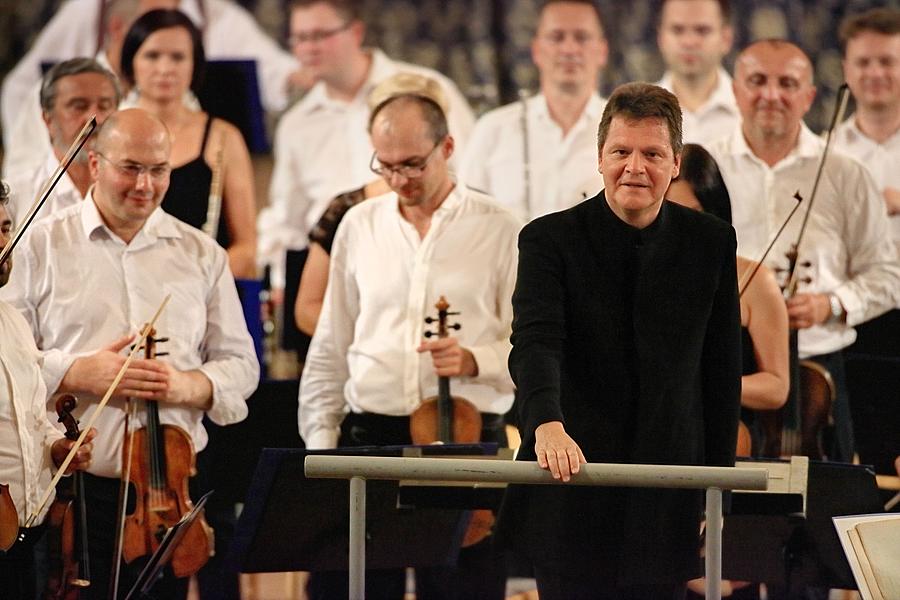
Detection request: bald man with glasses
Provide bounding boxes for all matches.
[299,81,519,600]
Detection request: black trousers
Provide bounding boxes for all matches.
[0,524,45,600]
[308,411,509,600]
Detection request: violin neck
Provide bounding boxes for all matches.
[145,401,167,490]
[438,376,453,443]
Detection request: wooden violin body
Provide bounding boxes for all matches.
[0,483,17,551]
[44,493,84,599]
[410,393,482,446]
[119,327,212,579]
[758,360,834,459]
[408,297,491,547]
[121,423,212,578]
[44,394,91,599]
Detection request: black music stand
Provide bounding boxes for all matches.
[123,491,213,600]
[720,460,883,593]
[227,446,501,575]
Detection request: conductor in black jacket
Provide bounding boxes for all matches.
[499,82,742,600]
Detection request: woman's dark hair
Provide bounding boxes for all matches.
[121,9,205,94]
[675,143,732,224]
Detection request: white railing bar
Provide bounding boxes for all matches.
[304,455,769,490]
[304,456,768,600]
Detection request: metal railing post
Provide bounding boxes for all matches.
[304,456,768,600]
[705,487,723,600]
[348,476,366,600]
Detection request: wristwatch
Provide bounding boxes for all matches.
[827,293,845,324]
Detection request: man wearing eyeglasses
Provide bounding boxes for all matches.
[0,108,259,600]
[298,84,519,600]
[257,0,475,293]
[459,0,608,222]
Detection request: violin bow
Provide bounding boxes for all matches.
[0,116,97,268]
[738,84,851,298]
[22,294,171,531]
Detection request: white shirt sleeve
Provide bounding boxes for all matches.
[832,163,900,324]
[197,251,260,426]
[466,222,517,392]
[256,109,315,288]
[297,220,358,449]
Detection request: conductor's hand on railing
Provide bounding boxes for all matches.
[535,421,586,482]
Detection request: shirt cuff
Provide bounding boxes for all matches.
[305,428,339,450]
[833,286,862,327]
[468,344,504,384]
[41,349,82,398]
[199,365,253,426]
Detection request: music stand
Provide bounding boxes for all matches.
[720,459,883,592]
[227,446,500,575]
[123,491,213,600]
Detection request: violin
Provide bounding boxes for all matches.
[119,327,212,578]
[409,297,482,444]
[44,394,90,599]
[757,251,835,459]
[0,483,17,552]
[408,297,492,546]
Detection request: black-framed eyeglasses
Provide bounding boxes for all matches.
[369,140,443,179]
[96,152,171,180]
[288,21,352,46]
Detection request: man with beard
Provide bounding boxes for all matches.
[6,58,120,225]
[707,40,900,464]
[0,180,96,600]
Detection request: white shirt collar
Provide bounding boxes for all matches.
[80,188,180,243]
[658,67,737,114]
[727,122,822,166]
[838,113,900,147]
[300,48,394,113]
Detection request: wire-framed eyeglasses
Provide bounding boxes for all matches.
[369,140,443,179]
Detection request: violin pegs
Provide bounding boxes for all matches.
[156,337,170,344]
[424,317,436,324]
[155,352,170,357]
[424,331,435,338]
[450,323,461,331]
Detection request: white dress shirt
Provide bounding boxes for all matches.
[256,48,475,287]
[459,92,605,223]
[0,301,64,526]
[833,116,900,245]
[0,193,259,478]
[0,0,297,148]
[298,186,520,449]
[657,67,741,146]
[708,124,900,356]
[5,151,84,227]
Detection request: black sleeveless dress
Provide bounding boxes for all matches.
[161,116,230,248]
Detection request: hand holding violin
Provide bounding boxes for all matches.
[153,362,213,410]
[60,334,168,398]
[50,427,96,474]
[416,336,479,377]
[786,293,835,329]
